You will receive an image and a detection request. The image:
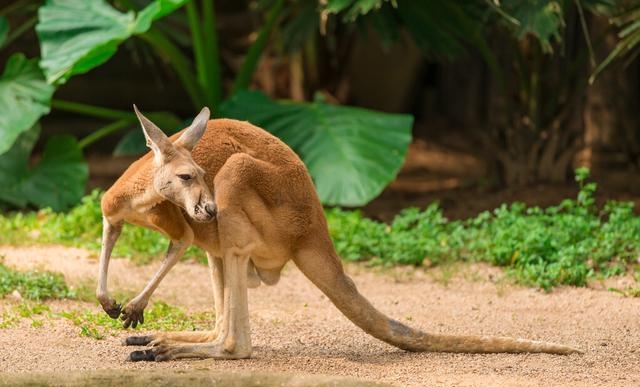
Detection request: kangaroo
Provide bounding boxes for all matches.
[96,105,581,362]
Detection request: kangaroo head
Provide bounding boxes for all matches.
[134,105,216,222]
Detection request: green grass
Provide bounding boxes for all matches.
[0,302,51,328]
[0,299,213,338]
[59,301,213,340]
[0,264,213,337]
[0,190,205,265]
[0,262,75,300]
[0,169,639,291]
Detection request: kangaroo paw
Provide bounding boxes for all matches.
[120,304,145,329]
[99,299,121,319]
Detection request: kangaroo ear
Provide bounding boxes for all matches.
[133,104,174,162]
[175,107,210,151]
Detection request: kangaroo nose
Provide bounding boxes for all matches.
[204,202,216,218]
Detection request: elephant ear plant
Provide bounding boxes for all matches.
[0,0,417,211]
[0,53,83,210]
[0,0,190,211]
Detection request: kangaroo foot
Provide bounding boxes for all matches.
[127,342,251,362]
[124,330,219,347]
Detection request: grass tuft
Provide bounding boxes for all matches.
[0,262,75,300]
[59,302,213,340]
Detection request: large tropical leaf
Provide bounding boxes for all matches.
[0,125,88,211]
[499,0,565,52]
[219,91,412,206]
[0,53,54,155]
[36,0,188,84]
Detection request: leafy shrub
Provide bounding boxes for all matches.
[327,169,640,290]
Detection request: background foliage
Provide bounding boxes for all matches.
[1,0,417,209]
[0,0,634,210]
[0,1,638,293]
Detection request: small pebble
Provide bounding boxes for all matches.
[9,289,22,301]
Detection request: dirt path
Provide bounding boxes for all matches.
[0,245,639,387]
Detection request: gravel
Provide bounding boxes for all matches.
[1,246,638,387]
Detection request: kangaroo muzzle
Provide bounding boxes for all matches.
[204,202,217,219]
[193,200,216,222]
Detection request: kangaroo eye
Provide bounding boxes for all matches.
[177,174,193,181]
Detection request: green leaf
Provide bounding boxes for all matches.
[326,0,389,21]
[0,125,88,211]
[219,91,412,206]
[498,0,565,52]
[326,0,355,13]
[113,129,147,156]
[113,111,185,156]
[396,0,489,60]
[0,53,54,155]
[364,4,401,47]
[0,16,8,48]
[36,0,188,84]
[134,0,191,34]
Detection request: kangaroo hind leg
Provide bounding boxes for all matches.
[127,249,252,361]
[125,251,226,348]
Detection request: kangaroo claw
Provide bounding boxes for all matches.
[121,306,144,329]
[100,299,122,319]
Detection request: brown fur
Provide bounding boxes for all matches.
[96,107,582,362]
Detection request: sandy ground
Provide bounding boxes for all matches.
[0,245,639,387]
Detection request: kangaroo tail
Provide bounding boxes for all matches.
[293,245,581,355]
